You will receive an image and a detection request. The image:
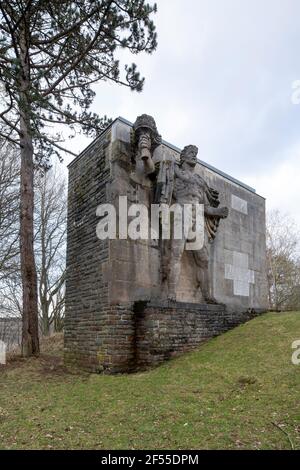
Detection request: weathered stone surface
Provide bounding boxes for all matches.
[64,128,111,371]
[134,301,262,370]
[64,116,268,373]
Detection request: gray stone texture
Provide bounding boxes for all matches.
[64,117,268,373]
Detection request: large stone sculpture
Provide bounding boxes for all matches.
[155,144,229,303]
[129,114,229,303]
[65,113,268,373]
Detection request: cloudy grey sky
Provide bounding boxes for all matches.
[66,0,300,224]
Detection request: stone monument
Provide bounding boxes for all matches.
[64,115,268,373]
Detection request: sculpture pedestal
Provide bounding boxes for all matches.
[133,300,228,369]
[64,299,261,374]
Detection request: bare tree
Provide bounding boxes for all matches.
[0,151,67,341]
[34,166,67,336]
[266,210,300,311]
[0,144,19,281]
[0,0,157,356]
[0,143,21,348]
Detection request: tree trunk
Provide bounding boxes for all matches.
[20,127,40,356]
[19,26,40,357]
[42,306,50,336]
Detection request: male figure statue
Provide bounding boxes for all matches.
[158,145,229,303]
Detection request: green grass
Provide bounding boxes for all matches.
[1,312,300,450]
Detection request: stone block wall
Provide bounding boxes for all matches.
[64,128,111,370]
[71,301,261,374]
[134,301,261,369]
[65,117,268,373]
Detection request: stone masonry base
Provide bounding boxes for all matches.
[64,301,263,374]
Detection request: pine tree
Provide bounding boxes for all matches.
[0,0,157,356]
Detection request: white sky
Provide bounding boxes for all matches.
[64,0,300,225]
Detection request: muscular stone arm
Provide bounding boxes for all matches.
[205,206,229,219]
[174,164,190,182]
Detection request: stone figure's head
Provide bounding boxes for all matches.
[133,114,162,175]
[180,145,198,168]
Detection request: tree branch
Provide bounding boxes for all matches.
[41,0,114,97]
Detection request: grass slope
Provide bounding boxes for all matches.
[0,312,300,450]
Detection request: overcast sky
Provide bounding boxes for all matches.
[65,0,300,225]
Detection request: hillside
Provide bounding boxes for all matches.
[0,312,300,450]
